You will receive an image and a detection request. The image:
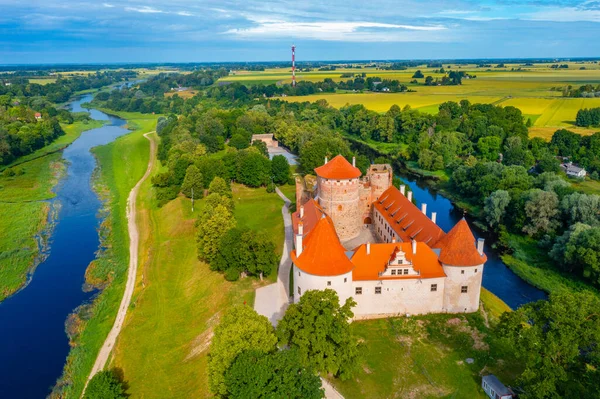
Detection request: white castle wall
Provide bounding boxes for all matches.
[442,264,484,313]
[351,277,446,319]
[293,265,353,305]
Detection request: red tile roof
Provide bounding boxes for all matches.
[351,242,446,281]
[374,187,445,246]
[314,155,361,180]
[291,199,325,236]
[435,219,487,266]
[291,216,354,276]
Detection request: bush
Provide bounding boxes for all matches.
[84,370,127,399]
[224,267,240,281]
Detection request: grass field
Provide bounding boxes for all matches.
[330,289,516,399]
[55,112,159,399]
[109,170,285,398]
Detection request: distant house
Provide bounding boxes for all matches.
[34,112,42,121]
[381,87,390,92]
[482,375,514,399]
[561,162,587,178]
[251,134,278,148]
[4,82,11,86]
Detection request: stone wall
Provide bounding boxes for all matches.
[317,176,362,240]
[352,277,446,318]
[442,264,483,313]
[368,164,393,201]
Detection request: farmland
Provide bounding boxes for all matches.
[219,62,600,139]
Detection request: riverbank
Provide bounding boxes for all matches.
[0,121,106,302]
[348,135,597,299]
[52,111,158,398]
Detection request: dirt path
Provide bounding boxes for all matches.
[83,132,156,393]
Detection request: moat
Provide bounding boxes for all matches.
[0,95,130,398]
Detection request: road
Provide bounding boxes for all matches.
[83,132,156,394]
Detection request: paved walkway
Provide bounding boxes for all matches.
[82,132,156,395]
[254,189,345,399]
[254,186,293,326]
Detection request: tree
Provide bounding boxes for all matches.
[299,135,351,173]
[552,223,600,284]
[496,291,600,399]
[208,176,232,198]
[523,189,560,237]
[412,70,424,79]
[477,136,502,161]
[276,289,360,380]
[271,154,291,185]
[208,305,278,396]
[560,192,600,226]
[240,230,278,278]
[196,204,236,262]
[84,370,127,399]
[224,349,324,399]
[236,150,271,187]
[180,165,203,199]
[484,190,510,227]
[252,139,269,157]
[504,136,534,168]
[229,133,249,149]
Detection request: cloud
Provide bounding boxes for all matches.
[125,6,163,14]
[176,11,193,16]
[525,6,600,21]
[103,3,114,8]
[225,19,447,42]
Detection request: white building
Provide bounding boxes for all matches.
[290,156,487,319]
[561,162,587,178]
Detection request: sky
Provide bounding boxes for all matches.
[2,0,600,64]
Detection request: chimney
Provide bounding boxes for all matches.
[296,222,304,256]
[477,238,485,256]
[407,191,413,202]
[300,205,304,219]
[352,156,356,167]
[400,185,406,196]
[421,203,427,215]
[366,242,371,255]
[392,236,396,243]
[431,212,437,224]
[324,156,328,164]
[412,239,417,254]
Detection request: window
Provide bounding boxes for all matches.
[404,269,409,275]
[327,281,331,286]
[355,287,362,295]
[338,205,343,211]
[475,269,478,273]
[375,287,382,294]
[461,270,465,274]
[298,286,302,295]
[391,269,396,275]
[461,286,468,293]
[431,284,437,292]
[344,278,347,283]
[298,271,300,277]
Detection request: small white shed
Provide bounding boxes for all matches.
[482,374,514,399]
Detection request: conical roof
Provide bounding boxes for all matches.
[291,216,354,276]
[436,219,487,266]
[314,155,361,180]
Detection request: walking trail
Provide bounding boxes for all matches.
[82,132,156,394]
[253,187,345,399]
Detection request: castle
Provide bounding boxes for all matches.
[291,155,486,319]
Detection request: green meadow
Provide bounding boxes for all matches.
[0,120,105,301]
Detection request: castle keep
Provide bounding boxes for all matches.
[292,155,486,319]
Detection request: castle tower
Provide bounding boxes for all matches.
[314,155,362,241]
[434,219,487,313]
[368,164,393,202]
[291,216,354,304]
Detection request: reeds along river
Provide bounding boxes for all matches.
[0,95,129,398]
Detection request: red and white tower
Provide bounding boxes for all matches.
[291,44,296,87]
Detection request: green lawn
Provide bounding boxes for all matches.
[54,113,159,398]
[572,178,600,196]
[330,290,516,399]
[109,179,283,398]
[277,183,297,203]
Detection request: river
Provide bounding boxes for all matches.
[399,174,547,309]
[0,94,130,398]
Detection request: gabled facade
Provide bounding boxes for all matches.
[291,155,486,319]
